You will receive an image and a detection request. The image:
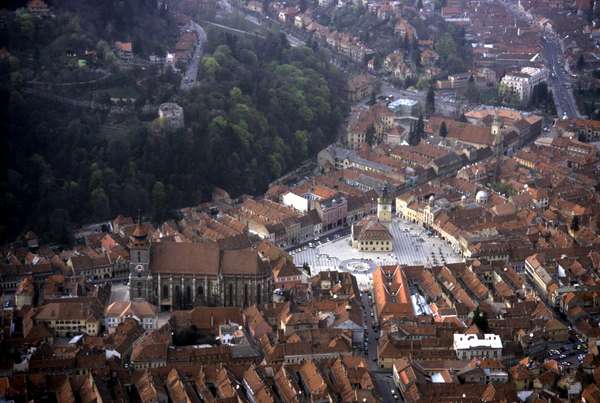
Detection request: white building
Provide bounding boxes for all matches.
[104,301,159,332]
[520,67,547,88]
[388,98,419,116]
[453,333,503,360]
[282,191,310,213]
[500,67,548,103]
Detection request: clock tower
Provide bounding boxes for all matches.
[377,186,393,225]
[128,223,152,300]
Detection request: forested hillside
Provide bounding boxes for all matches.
[1,22,348,242]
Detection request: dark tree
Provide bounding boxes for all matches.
[576,54,586,71]
[439,121,448,137]
[465,75,480,103]
[425,85,435,116]
[458,113,468,122]
[472,306,489,333]
[546,91,557,116]
[530,82,549,109]
[412,38,421,68]
[407,122,417,146]
[570,215,580,232]
[302,262,311,276]
[1,22,350,243]
[416,114,425,138]
[408,116,424,146]
[370,89,377,105]
[152,181,167,222]
[365,125,377,146]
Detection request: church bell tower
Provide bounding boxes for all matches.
[491,113,504,180]
[128,222,152,301]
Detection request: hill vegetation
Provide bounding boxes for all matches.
[1,11,348,243]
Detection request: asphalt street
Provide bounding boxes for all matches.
[541,33,580,118]
[180,21,207,91]
[360,291,399,401]
[501,0,580,118]
[241,11,306,47]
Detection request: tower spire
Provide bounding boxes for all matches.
[491,112,504,181]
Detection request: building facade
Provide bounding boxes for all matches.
[500,67,547,103]
[453,333,503,360]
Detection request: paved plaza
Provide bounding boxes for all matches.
[291,217,464,289]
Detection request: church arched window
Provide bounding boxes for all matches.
[175,285,181,307]
[197,286,204,304]
[185,286,191,306]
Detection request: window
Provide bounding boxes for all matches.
[197,286,204,302]
[257,284,262,305]
[175,286,181,307]
[228,284,234,306]
[162,285,169,299]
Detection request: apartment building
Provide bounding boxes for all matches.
[500,67,548,102]
[33,300,102,337]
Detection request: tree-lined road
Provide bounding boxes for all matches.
[180,21,207,91]
[542,32,580,118]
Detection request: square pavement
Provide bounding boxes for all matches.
[291,217,463,289]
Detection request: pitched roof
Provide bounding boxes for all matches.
[105,301,158,320]
[353,218,392,241]
[148,239,272,277]
[171,307,243,332]
[35,300,102,322]
[373,265,414,321]
[427,116,494,147]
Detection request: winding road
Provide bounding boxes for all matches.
[180,21,207,91]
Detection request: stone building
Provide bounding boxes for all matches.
[128,225,273,311]
[158,102,185,131]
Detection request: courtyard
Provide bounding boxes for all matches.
[291,217,464,289]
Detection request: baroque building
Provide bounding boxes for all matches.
[128,225,273,311]
[351,188,393,252]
